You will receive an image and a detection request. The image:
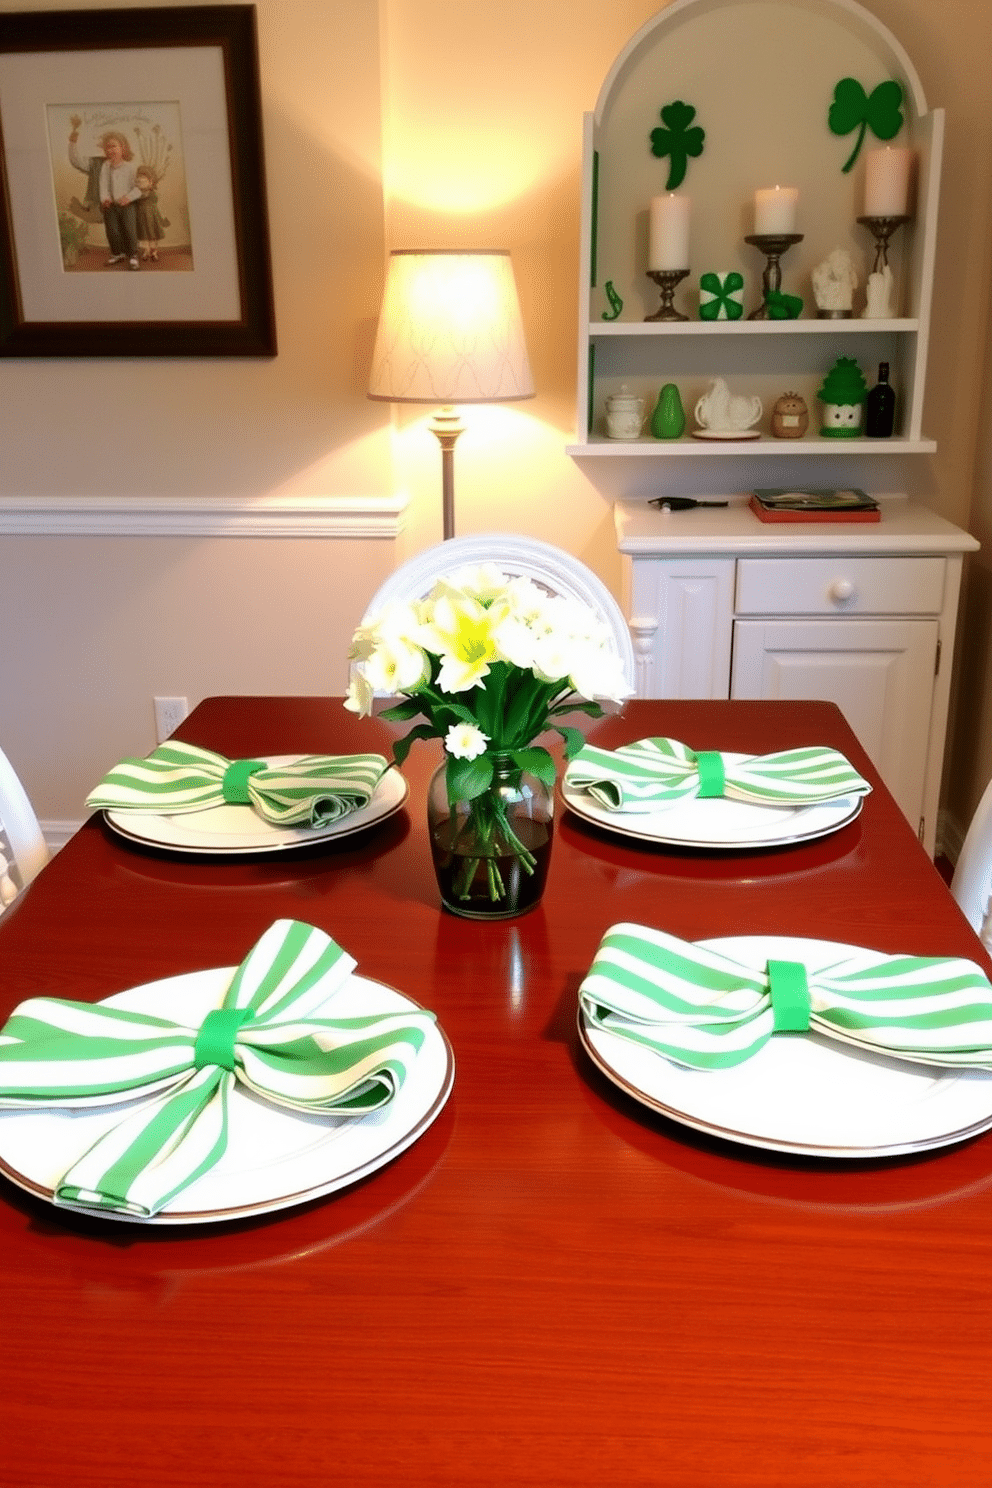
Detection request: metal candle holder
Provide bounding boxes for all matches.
[857,215,911,274]
[644,268,690,322]
[744,233,804,319]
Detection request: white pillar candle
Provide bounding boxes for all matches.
[648,194,690,271]
[864,147,913,217]
[754,186,798,235]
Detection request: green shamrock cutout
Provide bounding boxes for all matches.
[650,101,705,191]
[828,77,904,173]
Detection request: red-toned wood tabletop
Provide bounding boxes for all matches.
[1,697,990,1488]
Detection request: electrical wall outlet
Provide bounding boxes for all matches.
[153,696,189,744]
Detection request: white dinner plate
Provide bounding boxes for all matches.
[0,967,454,1224]
[562,754,862,849]
[104,757,408,854]
[691,428,761,440]
[579,935,992,1158]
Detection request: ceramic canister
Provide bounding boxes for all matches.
[605,386,645,440]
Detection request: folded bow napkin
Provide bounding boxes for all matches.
[579,922,992,1072]
[563,736,871,812]
[86,740,389,829]
[0,919,436,1217]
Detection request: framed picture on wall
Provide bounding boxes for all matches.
[0,5,277,356]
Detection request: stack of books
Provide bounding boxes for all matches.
[748,488,881,524]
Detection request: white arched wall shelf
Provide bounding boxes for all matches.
[568,0,943,495]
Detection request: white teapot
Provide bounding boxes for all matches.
[694,377,762,433]
[605,385,645,440]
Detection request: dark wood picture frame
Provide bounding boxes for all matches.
[0,5,276,356]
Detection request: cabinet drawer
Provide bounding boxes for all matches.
[735,557,946,616]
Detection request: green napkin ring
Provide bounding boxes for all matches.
[768,960,811,1032]
[194,1006,254,1070]
[695,750,725,798]
[221,758,266,804]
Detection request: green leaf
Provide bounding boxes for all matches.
[555,725,588,760]
[865,79,904,141]
[446,753,493,802]
[510,746,556,787]
[391,724,436,768]
[378,697,425,722]
[828,77,869,136]
[548,698,604,720]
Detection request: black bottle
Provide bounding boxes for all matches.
[866,362,895,438]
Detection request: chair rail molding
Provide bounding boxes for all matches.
[0,492,409,539]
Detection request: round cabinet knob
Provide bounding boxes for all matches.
[829,577,856,603]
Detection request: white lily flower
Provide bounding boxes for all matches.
[343,669,376,716]
[420,592,501,693]
[364,635,430,694]
[491,613,538,670]
[569,648,635,704]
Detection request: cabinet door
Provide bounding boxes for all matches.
[628,558,735,699]
[731,619,938,832]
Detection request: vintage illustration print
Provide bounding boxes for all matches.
[47,103,192,274]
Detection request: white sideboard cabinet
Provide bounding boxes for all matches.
[616,499,978,855]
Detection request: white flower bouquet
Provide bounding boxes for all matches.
[345,563,632,911]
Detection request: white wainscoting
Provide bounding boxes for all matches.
[0,493,408,539]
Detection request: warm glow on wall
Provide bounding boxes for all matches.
[368,250,533,537]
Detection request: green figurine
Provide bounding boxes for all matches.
[601,280,623,321]
[765,289,804,320]
[817,357,868,437]
[651,383,686,439]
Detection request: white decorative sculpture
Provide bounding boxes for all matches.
[694,377,762,433]
[812,249,857,316]
[863,264,895,319]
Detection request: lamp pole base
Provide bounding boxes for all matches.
[430,407,465,540]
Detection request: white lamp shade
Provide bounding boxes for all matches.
[368,249,534,404]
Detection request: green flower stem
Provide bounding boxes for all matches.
[447,766,539,904]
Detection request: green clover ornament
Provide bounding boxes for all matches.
[828,77,904,173]
[650,100,705,191]
[699,271,744,321]
[765,289,804,320]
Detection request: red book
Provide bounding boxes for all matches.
[748,489,881,524]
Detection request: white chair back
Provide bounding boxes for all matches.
[0,745,48,914]
[358,533,636,687]
[951,775,992,950]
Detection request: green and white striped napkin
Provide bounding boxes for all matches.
[0,919,436,1218]
[86,741,389,829]
[563,736,872,812]
[580,922,992,1072]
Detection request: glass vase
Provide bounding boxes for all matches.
[427,754,554,920]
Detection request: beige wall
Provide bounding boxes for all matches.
[1,0,991,842]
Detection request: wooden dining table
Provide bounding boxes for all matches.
[1,695,990,1487]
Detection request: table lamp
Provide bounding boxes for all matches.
[368,249,534,539]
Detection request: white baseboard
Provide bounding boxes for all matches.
[42,820,84,854]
